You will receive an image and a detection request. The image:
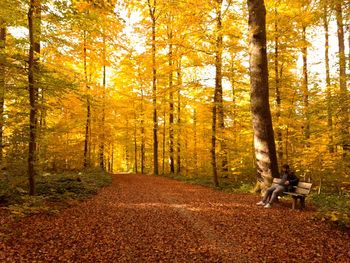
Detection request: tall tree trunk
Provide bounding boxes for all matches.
[28,0,41,195]
[134,109,138,173]
[247,0,279,191]
[0,25,5,165]
[215,0,228,177]
[140,89,145,174]
[148,0,159,175]
[274,4,283,163]
[323,1,334,153]
[99,35,106,169]
[162,106,166,175]
[302,26,310,145]
[83,30,91,168]
[193,108,198,171]
[168,29,175,175]
[211,86,219,186]
[176,57,182,175]
[335,2,350,158]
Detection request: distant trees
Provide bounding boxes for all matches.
[0,0,349,193]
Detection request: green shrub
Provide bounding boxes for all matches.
[311,193,350,228]
[0,170,112,216]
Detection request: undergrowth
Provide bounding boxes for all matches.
[310,193,350,229]
[0,170,112,217]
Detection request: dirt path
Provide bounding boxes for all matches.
[0,174,349,262]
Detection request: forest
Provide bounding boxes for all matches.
[1,0,350,261]
[0,0,350,194]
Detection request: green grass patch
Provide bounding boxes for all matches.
[311,193,350,229]
[0,170,112,216]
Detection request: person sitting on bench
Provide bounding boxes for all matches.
[256,164,299,208]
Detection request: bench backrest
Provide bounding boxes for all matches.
[272,178,312,195]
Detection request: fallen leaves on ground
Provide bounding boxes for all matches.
[0,174,349,262]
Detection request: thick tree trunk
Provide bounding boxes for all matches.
[28,0,41,195]
[323,1,334,153]
[335,2,350,158]
[83,31,91,168]
[148,0,159,175]
[247,0,279,190]
[0,25,5,164]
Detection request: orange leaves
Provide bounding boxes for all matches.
[0,174,350,262]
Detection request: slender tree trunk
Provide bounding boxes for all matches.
[274,4,283,163]
[134,109,138,173]
[148,0,159,175]
[335,2,350,158]
[323,1,334,153]
[215,0,228,177]
[302,26,310,145]
[176,57,182,175]
[83,31,91,168]
[0,25,5,164]
[193,108,198,171]
[28,0,41,195]
[247,0,279,191]
[168,29,175,175]
[162,106,166,175]
[99,36,106,169]
[140,89,145,174]
[211,87,219,186]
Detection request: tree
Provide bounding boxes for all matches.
[28,0,41,195]
[247,0,279,191]
[148,0,159,175]
[335,0,350,159]
[0,23,5,164]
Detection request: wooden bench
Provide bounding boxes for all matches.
[272,178,312,209]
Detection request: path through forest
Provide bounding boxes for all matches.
[0,174,349,262]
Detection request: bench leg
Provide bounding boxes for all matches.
[292,196,297,209]
[300,197,305,210]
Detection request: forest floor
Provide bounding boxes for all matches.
[0,174,349,263]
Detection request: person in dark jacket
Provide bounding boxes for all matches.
[256,164,299,208]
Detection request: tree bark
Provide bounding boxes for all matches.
[323,1,334,153]
[211,84,219,186]
[148,0,159,175]
[215,0,228,177]
[83,30,91,168]
[168,28,175,175]
[176,57,182,175]
[274,4,283,163]
[247,0,279,190]
[28,0,41,195]
[0,25,5,165]
[99,35,106,169]
[335,2,350,158]
[302,26,310,145]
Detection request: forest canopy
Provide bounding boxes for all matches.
[0,0,349,193]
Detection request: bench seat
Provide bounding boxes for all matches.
[272,178,312,209]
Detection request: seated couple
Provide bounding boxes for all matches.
[256,164,299,208]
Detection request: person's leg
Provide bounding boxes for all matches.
[268,185,285,204]
[262,186,275,203]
